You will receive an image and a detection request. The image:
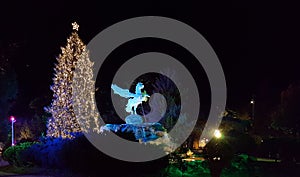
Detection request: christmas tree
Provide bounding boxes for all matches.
[72,40,100,133]
[46,22,86,138]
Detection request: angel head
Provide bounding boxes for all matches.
[135,82,144,91]
[136,82,150,98]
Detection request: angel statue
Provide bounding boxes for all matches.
[111,82,150,115]
[100,82,165,140]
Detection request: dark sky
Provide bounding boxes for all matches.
[1,1,300,117]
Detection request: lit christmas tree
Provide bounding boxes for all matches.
[46,22,86,138]
[72,40,100,133]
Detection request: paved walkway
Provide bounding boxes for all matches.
[256,157,281,162]
[0,156,9,167]
[0,174,54,177]
[0,171,16,176]
[1,156,54,177]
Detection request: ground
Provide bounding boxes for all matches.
[0,161,299,177]
[0,154,299,177]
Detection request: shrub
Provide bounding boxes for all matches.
[3,133,169,176]
[2,142,36,167]
[24,135,73,169]
[18,133,108,173]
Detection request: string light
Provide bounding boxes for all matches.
[46,22,99,138]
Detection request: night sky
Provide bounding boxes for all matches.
[1,1,300,118]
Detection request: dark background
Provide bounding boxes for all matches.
[1,1,299,118]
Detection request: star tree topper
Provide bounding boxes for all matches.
[72,22,79,31]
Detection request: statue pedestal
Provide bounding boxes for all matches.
[100,122,166,142]
[125,114,144,124]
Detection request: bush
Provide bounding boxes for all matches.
[3,134,94,171]
[228,154,249,171]
[31,133,168,176]
[3,133,169,176]
[24,136,70,168]
[21,133,91,169]
[2,142,36,167]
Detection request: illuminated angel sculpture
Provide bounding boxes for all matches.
[111,82,150,115]
[101,82,167,143]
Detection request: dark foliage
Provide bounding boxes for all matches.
[2,133,168,176]
[2,142,35,167]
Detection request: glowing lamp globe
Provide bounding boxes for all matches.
[10,116,16,122]
[214,129,222,139]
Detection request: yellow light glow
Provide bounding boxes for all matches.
[46,22,100,138]
[72,22,79,31]
[186,149,194,156]
[214,129,222,139]
[199,139,206,148]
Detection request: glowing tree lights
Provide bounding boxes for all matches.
[72,45,100,133]
[46,22,97,138]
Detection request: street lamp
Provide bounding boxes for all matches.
[214,129,222,139]
[10,116,16,146]
[250,97,255,120]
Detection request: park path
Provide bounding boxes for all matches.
[0,171,16,176]
[1,156,54,177]
[0,156,9,167]
[0,174,54,177]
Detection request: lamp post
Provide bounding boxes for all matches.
[250,96,255,128]
[250,97,255,120]
[10,116,16,146]
[214,129,222,139]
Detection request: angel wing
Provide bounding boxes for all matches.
[111,84,135,98]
